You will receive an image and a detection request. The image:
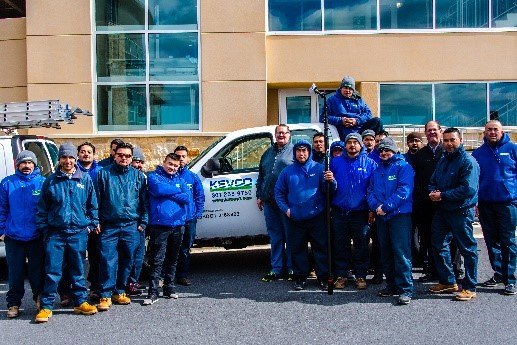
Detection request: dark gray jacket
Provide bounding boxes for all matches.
[256,142,293,203]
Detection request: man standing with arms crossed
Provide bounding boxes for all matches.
[472,120,517,295]
[257,124,294,282]
[428,128,480,301]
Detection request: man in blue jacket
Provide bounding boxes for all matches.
[275,140,335,290]
[321,76,383,141]
[330,132,378,290]
[367,137,415,305]
[35,143,99,322]
[428,128,480,301]
[174,146,205,287]
[145,153,190,304]
[257,124,294,282]
[96,142,148,311]
[0,151,45,318]
[472,120,517,295]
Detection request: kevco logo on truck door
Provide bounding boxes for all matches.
[209,178,254,203]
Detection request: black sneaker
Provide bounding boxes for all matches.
[294,279,306,291]
[143,293,159,305]
[398,294,411,305]
[482,276,502,287]
[163,290,179,299]
[261,271,281,282]
[378,288,397,297]
[371,274,383,285]
[503,284,516,295]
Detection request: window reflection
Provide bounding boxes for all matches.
[286,96,312,123]
[435,83,487,127]
[492,0,517,27]
[380,0,432,29]
[97,85,147,131]
[269,0,321,31]
[149,33,198,81]
[97,34,146,82]
[490,82,517,125]
[380,84,433,125]
[436,0,489,28]
[96,0,145,30]
[148,0,198,29]
[325,0,377,30]
[150,84,199,130]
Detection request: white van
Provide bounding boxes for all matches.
[0,135,60,258]
[189,123,339,249]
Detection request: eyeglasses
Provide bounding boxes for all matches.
[378,148,391,153]
[116,153,132,159]
[276,131,290,136]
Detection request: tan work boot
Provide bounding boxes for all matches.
[112,293,131,305]
[97,297,112,311]
[334,276,347,289]
[35,309,53,323]
[429,283,459,293]
[74,302,98,315]
[7,306,20,318]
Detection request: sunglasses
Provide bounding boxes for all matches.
[116,153,132,159]
[378,148,392,153]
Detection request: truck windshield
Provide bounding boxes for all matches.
[188,135,226,168]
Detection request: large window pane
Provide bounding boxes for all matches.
[492,0,517,27]
[97,34,146,82]
[380,84,433,125]
[286,96,311,123]
[380,0,432,29]
[436,0,488,28]
[97,85,147,131]
[96,0,145,30]
[325,0,377,30]
[269,0,321,31]
[490,82,517,126]
[149,33,198,81]
[150,84,199,130]
[148,0,198,29]
[435,83,487,127]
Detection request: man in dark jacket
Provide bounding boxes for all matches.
[330,132,377,290]
[98,138,124,167]
[0,151,45,318]
[35,143,99,322]
[96,142,148,311]
[312,132,326,164]
[257,124,294,282]
[402,132,424,166]
[428,128,480,301]
[472,120,517,295]
[145,153,190,304]
[275,140,335,290]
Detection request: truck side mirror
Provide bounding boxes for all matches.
[201,158,221,178]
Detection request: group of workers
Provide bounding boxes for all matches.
[0,140,204,322]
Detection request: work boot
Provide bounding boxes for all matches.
[73,302,98,315]
[35,309,52,323]
[112,293,131,305]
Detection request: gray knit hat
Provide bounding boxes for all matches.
[16,150,37,166]
[344,132,364,147]
[377,137,398,153]
[58,142,77,160]
[132,146,145,162]
[340,76,355,90]
[361,129,375,139]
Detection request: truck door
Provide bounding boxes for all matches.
[197,133,273,240]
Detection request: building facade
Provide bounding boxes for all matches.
[0,0,516,163]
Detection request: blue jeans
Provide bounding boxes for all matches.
[332,209,370,278]
[287,213,328,281]
[148,225,184,295]
[478,202,517,285]
[5,236,44,308]
[176,219,197,279]
[264,202,292,274]
[128,230,146,284]
[376,214,413,296]
[431,208,478,291]
[40,229,89,309]
[98,224,141,297]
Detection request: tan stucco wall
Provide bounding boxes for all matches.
[266,33,517,84]
[200,0,265,32]
[0,18,27,96]
[26,0,91,36]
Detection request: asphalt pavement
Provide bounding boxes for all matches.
[0,238,516,345]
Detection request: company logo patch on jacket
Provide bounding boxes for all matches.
[388,175,397,181]
[76,183,85,189]
[32,190,41,196]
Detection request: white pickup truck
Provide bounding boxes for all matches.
[189,123,339,249]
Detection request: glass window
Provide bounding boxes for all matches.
[23,141,52,177]
[492,0,517,27]
[97,34,146,82]
[220,135,272,172]
[150,84,199,130]
[96,0,145,30]
[0,0,25,19]
[380,0,432,29]
[490,82,517,126]
[436,0,488,28]
[286,96,312,123]
[435,83,487,127]
[149,33,198,81]
[325,0,377,30]
[148,0,198,29]
[97,85,147,131]
[269,0,321,31]
[380,84,433,125]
